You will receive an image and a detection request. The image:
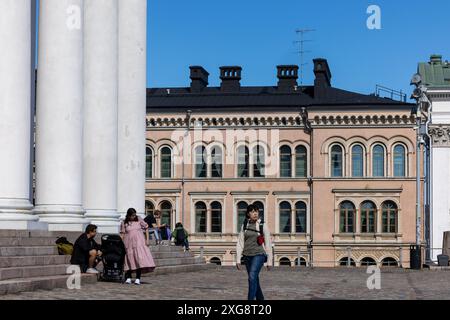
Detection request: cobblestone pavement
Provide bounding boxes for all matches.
[1,267,450,300]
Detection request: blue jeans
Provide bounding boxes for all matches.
[244,254,265,300]
[149,228,160,241]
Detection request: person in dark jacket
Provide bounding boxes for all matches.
[70,224,102,274]
[171,222,189,251]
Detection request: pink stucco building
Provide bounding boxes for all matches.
[145,60,422,267]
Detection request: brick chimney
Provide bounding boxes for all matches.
[313,58,332,98]
[277,65,299,92]
[190,66,209,93]
[219,66,241,92]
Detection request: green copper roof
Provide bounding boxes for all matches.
[418,54,450,88]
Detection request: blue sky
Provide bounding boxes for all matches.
[147,0,450,100]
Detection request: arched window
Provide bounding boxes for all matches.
[195,146,207,178]
[382,201,398,233]
[195,201,207,233]
[145,201,154,216]
[211,201,222,233]
[279,257,291,266]
[295,201,307,233]
[211,146,223,178]
[393,144,406,177]
[294,257,307,266]
[360,201,376,233]
[146,147,153,179]
[351,145,363,177]
[160,147,172,178]
[253,201,265,221]
[160,201,172,227]
[381,257,398,267]
[331,145,343,177]
[237,201,248,232]
[253,145,265,177]
[339,201,355,233]
[280,145,292,177]
[360,257,377,266]
[295,145,307,177]
[339,257,356,266]
[372,144,385,177]
[237,146,249,178]
[279,201,292,233]
[209,257,222,265]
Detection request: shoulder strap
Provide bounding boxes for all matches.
[259,221,264,235]
[243,219,248,231]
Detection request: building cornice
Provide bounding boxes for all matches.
[146,114,416,129]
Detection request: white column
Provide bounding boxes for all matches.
[34,0,88,231]
[83,0,120,233]
[0,0,44,230]
[117,0,147,219]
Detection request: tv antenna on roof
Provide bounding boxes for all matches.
[294,28,316,86]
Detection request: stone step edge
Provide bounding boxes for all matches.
[0,274,98,295]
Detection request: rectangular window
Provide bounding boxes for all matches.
[295,153,307,177]
[280,211,291,233]
[195,210,206,233]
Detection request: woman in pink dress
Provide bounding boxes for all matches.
[120,208,156,285]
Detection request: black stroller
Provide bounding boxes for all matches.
[99,234,126,282]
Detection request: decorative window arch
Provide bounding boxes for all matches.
[195,145,207,178]
[211,201,222,233]
[339,257,356,266]
[295,145,307,177]
[381,201,398,233]
[360,201,376,233]
[146,146,153,179]
[279,257,291,266]
[381,257,398,267]
[280,145,292,177]
[360,257,377,266]
[294,257,307,266]
[339,201,355,233]
[393,144,406,177]
[159,200,172,227]
[331,144,344,177]
[145,200,155,216]
[295,201,307,233]
[372,144,385,177]
[237,146,249,178]
[279,201,292,233]
[236,201,248,232]
[253,145,265,178]
[351,144,364,177]
[160,146,172,178]
[210,145,223,178]
[209,257,222,265]
[195,201,207,233]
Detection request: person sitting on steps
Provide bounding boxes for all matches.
[171,222,189,251]
[70,224,102,274]
[144,210,161,245]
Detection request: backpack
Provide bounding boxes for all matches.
[243,219,265,245]
[55,237,74,255]
[175,228,186,243]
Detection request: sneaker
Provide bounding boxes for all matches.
[125,278,132,284]
[134,279,141,285]
[86,268,99,274]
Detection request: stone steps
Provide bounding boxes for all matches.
[0,229,209,295]
[0,264,70,281]
[0,246,58,257]
[0,237,59,247]
[155,257,204,267]
[0,274,97,295]
[144,262,216,277]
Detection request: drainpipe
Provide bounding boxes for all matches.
[181,110,192,227]
[300,106,313,266]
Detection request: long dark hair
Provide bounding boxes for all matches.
[124,208,138,225]
[246,204,259,219]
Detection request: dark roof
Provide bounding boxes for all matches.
[147,85,413,112]
[147,61,414,112]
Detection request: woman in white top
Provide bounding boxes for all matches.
[236,204,272,300]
